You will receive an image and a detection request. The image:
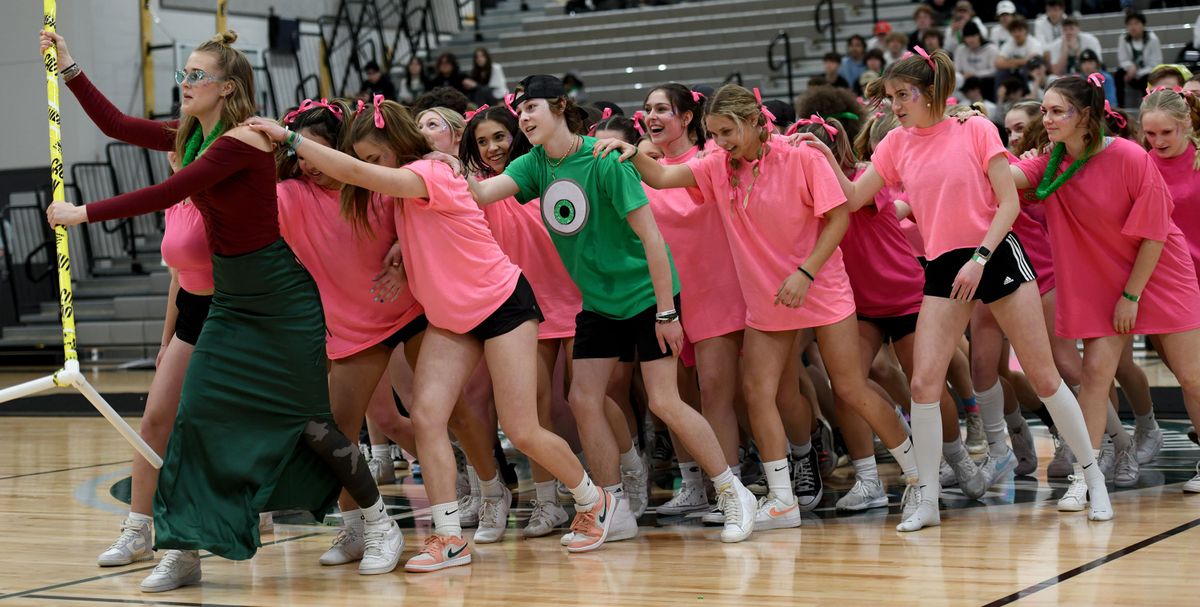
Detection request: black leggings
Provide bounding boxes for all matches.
[301,419,380,509]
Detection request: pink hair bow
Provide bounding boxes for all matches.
[632,110,646,136]
[284,98,344,124]
[788,114,839,138]
[587,108,615,136]
[913,45,935,69]
[355,95,385,128]
[752,88,776,127]
[600,107,613,121]
[464,104,490,121]
[946,96,958,106]
[691,90,704,103]
[1087,73,1105,88]
[1103,100,1126,129]
[1146,84,1185,95]
[503,93,518,116]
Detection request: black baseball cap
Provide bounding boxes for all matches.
[1079,49,1100,64]
[512,74,565,108]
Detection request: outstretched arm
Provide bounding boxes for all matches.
[467,174,521,206]
[789,134,882,209]
[592,139,697,189]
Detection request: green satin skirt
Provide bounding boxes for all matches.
[153,239,339,560]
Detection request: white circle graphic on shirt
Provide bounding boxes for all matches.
[542,178,589,236]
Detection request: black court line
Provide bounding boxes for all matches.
[26,594,256,607]
[0,460,129,481]
[982,516,1200,606]
[0,532,321,602]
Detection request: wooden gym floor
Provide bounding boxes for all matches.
[0,368,1197,606]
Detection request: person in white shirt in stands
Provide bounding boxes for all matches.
[990,1,1018,48]
[956,22,998,81]
[943,1,987,56]
[1050,17,1102,77]
[1118,10,1163,105]
[868,20,893,51]
[996,16,1047,75]
[1033,0,1068,47]
[469,47,507,104]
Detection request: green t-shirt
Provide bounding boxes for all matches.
[504,135,679,319]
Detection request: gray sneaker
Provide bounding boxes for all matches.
[965,412,987,454]
[369,456,395,485]
[835,477,888,511]
[1114,445,1140,488]
[97,516,153,567]
[1133,425,1164,465]
[1009,416,1038,476]
[1098,436,1116,482]
[140,550,200,593]
[950,455,988,499]
[319,523,364,565]
[1047,432,1074,479]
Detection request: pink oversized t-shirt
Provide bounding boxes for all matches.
[277,178,423,359]
[161,201,214,293]
[1017,137,1200,338]
[686,139,855,331]
[483,195,582,339]
[1150,143,1200,281]
[646,145,746,342]
[396,160,521,334]
[842,168,924,318]
[872,117,1008,260]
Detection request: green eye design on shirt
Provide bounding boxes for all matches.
[542,178,589,236]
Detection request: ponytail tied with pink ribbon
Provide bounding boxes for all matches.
[691,90,705,104]
[632,110,646,136]
[587,107,614,136]
[503,93,518,116]
[1146,84,1185,96]
[1087,72,1106,89]
[1103,100,1127,129]
[355,94,386,128]
[785,114,839,139]
[464,104,490,121]
[284,98,344,125]
[752,88,776,128]
[901,46,935,70]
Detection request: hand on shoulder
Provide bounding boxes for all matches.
[224,125,275,152]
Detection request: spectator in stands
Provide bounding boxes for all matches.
[562,72,585,102]
[868,21,892,51]
[909,5,937,50]
[955,22,998,99]
[857,49,885,95]
[1033,0,1068,46]
[1148,65,1192,90]
[427,52,470,95]
[990,1,1017,48]
[961,76,998,118]
[921,29,946,53]
[883,32,908,65]
[1078,49,1118,107]
[412,86,470,115]
[924,0,953,24]
[399,55,429,104]
[996,75,1034,120]
[359,60,397,101]
[822,52,851,89]
[943,1,986,55]
[839,35,868,87]
[1050,17,1102,76]
[996,16,1047,86]
[468,47,507,105]
[1027,55,1049,99]
[1117,10,1162,106]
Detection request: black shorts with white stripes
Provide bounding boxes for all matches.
[922,232,1037,304]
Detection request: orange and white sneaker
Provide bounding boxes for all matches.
[563,488,616,553]
[753,493,802,531]
[403,534,472,573]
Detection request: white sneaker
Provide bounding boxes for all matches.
[522,499,569,537]
[716,479,756,543]
[835,477,888,512]
[1010,417,1038,476]
[948,455,987,500]
[979,448,1017,493]
[98,516,153,567]
[896,494,940,532]
[458,493,482,528]
[1098,436,1116,482]
[140,550,200,593]
[657,481,709,515]
[369,456,395,485]
[965,412,987,454]
[473,486,511,544]
[258,512,274,534]
[359,519,403,575]
[939,459,958,487]
[319,524,364,565]
[1114,446,1140,488]
[1057,475,1088,512]
[621,457,649,519]
[1047,433,1075,478]
[1133,425,1164,465]
[899,477,921,522]
[607,494,640,542]
[1183,463,1200,493]
[753,493,802,531]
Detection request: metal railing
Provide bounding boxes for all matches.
[0,192,57,326]
[768,31,795,105]
[814,0,837,52]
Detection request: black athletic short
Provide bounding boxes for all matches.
[468,274,544,341]
[857,312,919,343]
[380,314,430,349]
[923,232,1036,304]
[573,294,682,363]
[173,288,212,346]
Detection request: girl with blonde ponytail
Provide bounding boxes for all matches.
[45,30,403,591]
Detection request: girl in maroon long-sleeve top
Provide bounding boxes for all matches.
[45,31,404,592]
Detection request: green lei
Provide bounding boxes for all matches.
[1034,142,1090,200]
[181,120,226,168]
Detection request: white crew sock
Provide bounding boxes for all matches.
[370,444,389,461]
[534,480,557,504]
[431,501,462,537]
[1004,408,1026,432]
[762,458,794,505]
[480,473,505,499]
[128,511,153,526]
[569,474,600,510]
[679,461,703,485]
[1105,405,1133,451]
[340,507,363,531]
[466,465,481,498]
[942,438,968,463]
[619,446,642,472]
[711,467,736,491]
[1135,411,1159,432]
[888,437,919,479]
[790,441,812,459]
[852,456,879,482]
[977,381,1009,457]
[362,497,388,526]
